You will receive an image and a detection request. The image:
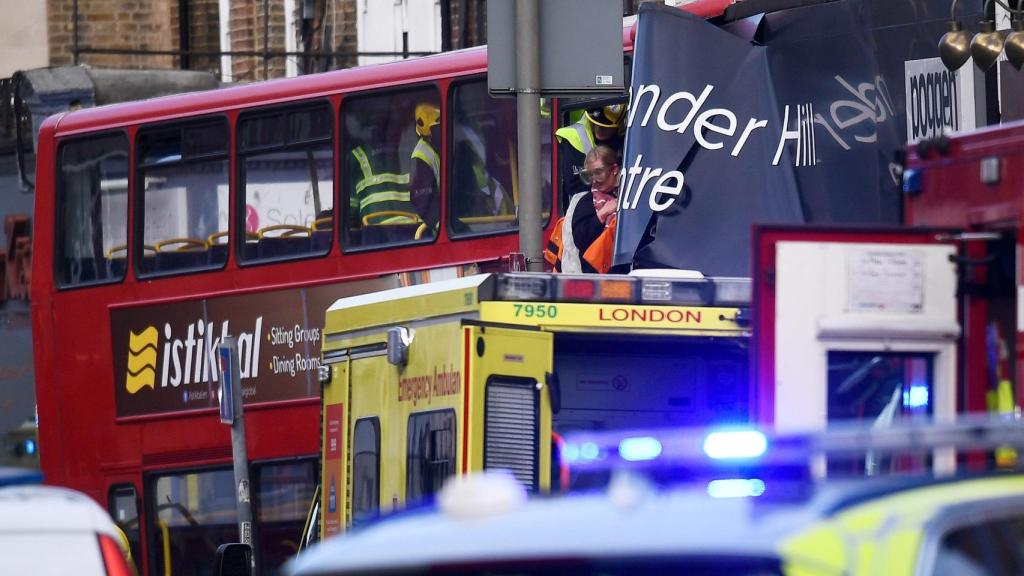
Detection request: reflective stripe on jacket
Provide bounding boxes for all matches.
[411,138,440,186]
[352,146,415,224]
[555,120,595,155]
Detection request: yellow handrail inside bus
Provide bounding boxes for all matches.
[257,224,310,239]
[207,231,228,246]
[158,519,171,576]
[155,237,208,252]
[106,244,158,258]
[457,214,517,224]
[456,210,549,226]
[311,217,333,231]
[362,211,421,226]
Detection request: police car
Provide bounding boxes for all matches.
[286,419,1024,576]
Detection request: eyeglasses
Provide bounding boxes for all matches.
[580,164,616,185]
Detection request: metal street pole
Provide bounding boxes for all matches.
[218,337,260,574]
[515,0,544,271]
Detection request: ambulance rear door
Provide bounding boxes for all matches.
[463,323,554,493]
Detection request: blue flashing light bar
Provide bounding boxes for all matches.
[707,478,766,499]
[561,416,1024,479]
[619,437,663,461]
[703,430,767,460]
[903,384,929,409]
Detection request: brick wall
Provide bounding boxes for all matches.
[46,0,497,79]
[447,0,485,50]
[48,0,176,69]
[229,0,289,81]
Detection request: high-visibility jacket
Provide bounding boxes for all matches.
[411,138,440,186]
[456,125,514,217]
[583,216,615,274]
[544,192,614,274]
[544,192,587,273]
[351,145,415,224]
[410,138,440,231]
[555,120,596,155]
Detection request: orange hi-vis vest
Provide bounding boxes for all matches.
[543,192,615,274]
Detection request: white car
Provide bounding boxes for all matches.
[0,481,134,576]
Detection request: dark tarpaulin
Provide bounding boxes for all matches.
[614,0,976,276]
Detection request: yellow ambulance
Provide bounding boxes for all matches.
[316,271,751,537]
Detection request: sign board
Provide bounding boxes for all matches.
[487,0,625,96]
[218,339,239,424]
[903,57,985,143]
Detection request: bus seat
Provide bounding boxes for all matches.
[155,250,209,272]
[208,243,228,265]
[154,238,209,272]
[106,257,126,278]
[311,215,334,253]
[361,223,421,245]
[206,231,229,266]
[311,230,332,253]
[258,236,312,259]
[257,224,311,259]
[105,244,128,278]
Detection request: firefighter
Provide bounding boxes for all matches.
[352,121,415,227]
[555,104,625,208]
[410,102,441,232]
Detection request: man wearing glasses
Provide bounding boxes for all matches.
[546,145,620,273]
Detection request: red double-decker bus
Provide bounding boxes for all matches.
[29,50,567,576]
[28,2,741,574]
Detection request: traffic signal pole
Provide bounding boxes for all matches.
[515,0,545,271]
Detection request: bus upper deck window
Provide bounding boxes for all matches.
[238,102,335,263]
[448,78,551,239]
[56,133,130,287]
[340,86,441,251]
[135,119,229,277]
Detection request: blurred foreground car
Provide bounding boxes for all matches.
[286,420,1024,576]
[0,468,134,576]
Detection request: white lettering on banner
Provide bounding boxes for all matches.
[624,74,897,212]
[772,104,817,167]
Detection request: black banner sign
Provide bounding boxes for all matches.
[614,1,978,275]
